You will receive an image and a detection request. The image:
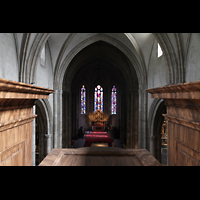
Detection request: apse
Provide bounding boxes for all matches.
[62,41,139,148]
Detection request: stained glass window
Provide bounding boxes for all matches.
[81,85,86,114]
[111,85,117,114]
[94,85,103,112]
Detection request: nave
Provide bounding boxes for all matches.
[1,33,200,166]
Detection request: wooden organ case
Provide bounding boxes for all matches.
[0,78,53,166]
[147,81,200,166]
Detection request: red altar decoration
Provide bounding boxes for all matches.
[84,132,114,147]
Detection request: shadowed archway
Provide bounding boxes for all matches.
[62,40,139,149]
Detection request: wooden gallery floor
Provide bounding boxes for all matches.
[39,147,161,166]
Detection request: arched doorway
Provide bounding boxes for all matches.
[70,60,126,145]
[151,100,167,164]
[35,99,53,165]
[62,41,139,149]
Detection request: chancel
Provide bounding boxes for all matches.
[0,33,200,166]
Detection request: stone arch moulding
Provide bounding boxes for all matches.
[19,33,182,87]
[54,33,182,89]
[35,99,53,154]
[58,34,147,149]
[174,33,185,83]
[54,33,147,90]
[19,33,50,84]
[148,98,164,155]
[148,99,164,136]
[19,33,31,83]
[153,33,183,84]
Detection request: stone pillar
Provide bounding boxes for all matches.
[39,130,43,163]
[32,105,36,166]
[67,91,71,147]
[59,89,63,147]
[138,88,147,149]
[132,89,138,149]
[149,135,156,156]
[126,92,131,148]
[46,133,53,154]
[126,89,139,149]
[53,90,58,148]
[53,89,63,148]
[62,90,71,148]
[120,93,125,143]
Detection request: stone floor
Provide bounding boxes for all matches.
[161,153,167,165]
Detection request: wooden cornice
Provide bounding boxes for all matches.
[147,80,200,99]
[0,78,54,99]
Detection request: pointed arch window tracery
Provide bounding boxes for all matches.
[94,85,103,112]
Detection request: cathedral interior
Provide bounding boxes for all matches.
[0,33,200,166]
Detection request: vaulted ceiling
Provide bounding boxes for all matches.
[15,33,188,86]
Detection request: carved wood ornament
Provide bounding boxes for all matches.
[89,110,109,124]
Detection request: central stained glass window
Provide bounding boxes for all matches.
[111,85,117,114]
[94,85,103,112]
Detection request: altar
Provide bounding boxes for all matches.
[84,110,114,147]
[88,110,109,129]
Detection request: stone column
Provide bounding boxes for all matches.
[130,90,134,148]
[45,133,53,154]
[126,89,139,149]
[59,89,63,147]
[126,92,131,148]
[120,93,125,142]
[53,90,58,148]
[138,88,147,149]
[149,135,156,156]
[53,89,63,148]
[39,130,43,163]
[66,91,71,147]
[32,105,36,166]
[132,89,138,149]
[62,90,72,148]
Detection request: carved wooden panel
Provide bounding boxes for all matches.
[147,80,200,166]
[0,140,25,166]
[0,78,53,166]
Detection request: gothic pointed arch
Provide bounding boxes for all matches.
[61,38,141,149]
[148,98,166,162]
[54,33,146,91]
[154,33,184,84]
[35,98,53,164]
[19,33,50,84]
